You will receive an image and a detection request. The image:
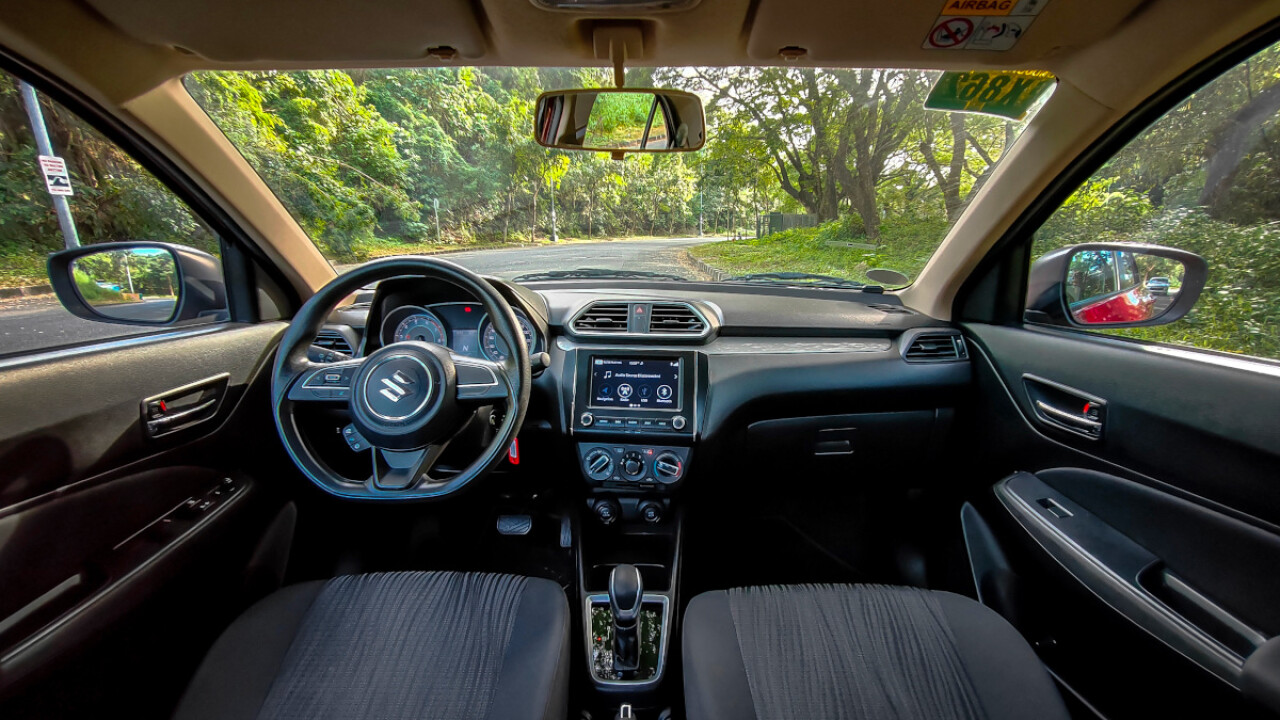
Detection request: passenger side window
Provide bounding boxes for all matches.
[1034,41,1280,361]
[1,70,225,357]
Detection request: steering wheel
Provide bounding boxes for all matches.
[271,257,531,501]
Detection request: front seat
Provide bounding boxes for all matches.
[173,571,570,720]
[683,584,1069,720]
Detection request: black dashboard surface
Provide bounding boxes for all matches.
[326,278,970,460]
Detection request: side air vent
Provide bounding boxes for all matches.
[572,302,630,334]
[904,333,968,362]
[314,329,354,355]
[649,303,707,334]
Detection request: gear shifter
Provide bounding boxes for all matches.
[609,564,643,673]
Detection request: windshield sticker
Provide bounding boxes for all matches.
[925,0,1046,50]
[925,70,1056,119]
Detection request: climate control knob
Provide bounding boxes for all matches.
[583,448,614,482]
[621,451,645,478]
[653,452,683,484]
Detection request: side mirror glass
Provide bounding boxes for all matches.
[69,247,179,323]
[1025,243,1207,328]
[48,242,228,326]
[534,88,705,153]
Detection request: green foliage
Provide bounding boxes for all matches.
[72,268,123,302]
[691,215,949,285]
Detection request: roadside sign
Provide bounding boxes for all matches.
[38,155,73,196]
[925,70,1056,119]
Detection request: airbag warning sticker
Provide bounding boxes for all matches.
[925,0,1047,50]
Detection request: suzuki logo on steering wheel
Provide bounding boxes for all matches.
[379,371,415,402]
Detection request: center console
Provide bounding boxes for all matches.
[571,349,701,493]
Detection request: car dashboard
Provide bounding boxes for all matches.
[321,276,972,492]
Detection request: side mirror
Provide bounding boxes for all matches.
[47,242,227,326]
[1025,242,1206,328]
[534,88,705,154]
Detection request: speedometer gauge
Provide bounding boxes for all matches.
[393,311,447,345]
[480,313,536,362]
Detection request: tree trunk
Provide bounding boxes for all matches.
[1199,80,1280,215]
[531,186,539,242]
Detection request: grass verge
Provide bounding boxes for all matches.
[689,217,948,286]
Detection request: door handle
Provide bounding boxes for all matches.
[141,373,229,438]
[1034,400,1103,432]
[1022,374,1106,439]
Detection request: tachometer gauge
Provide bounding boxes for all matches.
[480,313,536,362]
[393,311,447,345]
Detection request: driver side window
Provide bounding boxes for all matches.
[1,70,226,357]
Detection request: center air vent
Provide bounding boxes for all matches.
[904,333,968,362]
[649,303,706,334]
[572,302,630,334]
[571,301,712,337]
[315,329,354,355]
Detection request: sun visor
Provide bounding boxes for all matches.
[746,0,1145,66]
[84,0,488,62]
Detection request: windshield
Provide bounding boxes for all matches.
[186,68,1048,288]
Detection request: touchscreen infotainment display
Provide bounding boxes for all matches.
[589,357,681,410]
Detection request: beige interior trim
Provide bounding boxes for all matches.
[900,80,1112,318]
[3,0,1279,309]
[122,81,335,293]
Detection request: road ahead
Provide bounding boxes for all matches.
[337,236,720,280]
[2,237,721,356]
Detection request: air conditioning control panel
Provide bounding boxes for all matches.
[577,443,689,489]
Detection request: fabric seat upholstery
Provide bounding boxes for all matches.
[173,571,570,720]
[683,584,1069,720]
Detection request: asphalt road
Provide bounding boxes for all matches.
[2,237,720,356]
[338,236,721,280]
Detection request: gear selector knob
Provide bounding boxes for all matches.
[609,564,643,672]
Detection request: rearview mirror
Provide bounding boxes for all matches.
[534,88,705,153]
[47,242,228,326]
[1025,243,1207,328]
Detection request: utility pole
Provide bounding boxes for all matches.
[123,253,134,294]
[432,198,441,242]
[20,81,80,249]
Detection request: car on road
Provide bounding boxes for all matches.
[1146,276,1172,295]
[2,3,1279,720]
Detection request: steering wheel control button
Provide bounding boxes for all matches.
[341,424,371,452]
[671,415,687,431]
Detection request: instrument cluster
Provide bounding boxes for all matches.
[379,302,540,363]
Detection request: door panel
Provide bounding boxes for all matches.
[0,323,290,711]
[962,323,1280,717]
[970,324,1280,526]
[0,322,285,505]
